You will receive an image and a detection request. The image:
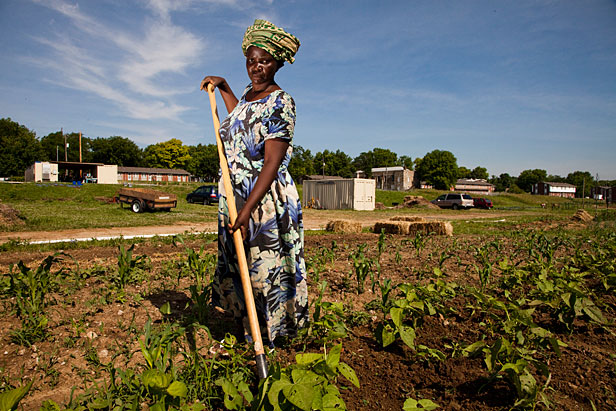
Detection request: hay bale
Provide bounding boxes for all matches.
[390,216,427,223]
[373,220,453,236]
[571,209,593,223]
[326,220,362,233]
[408,221,453,236]
[373,221,410,235]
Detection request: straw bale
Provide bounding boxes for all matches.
[326,220,362,233]
[373,220,453,236]
[373,221,410,235]
[390,216,426,222]
[571,209,593,223]
[408,221,453,236]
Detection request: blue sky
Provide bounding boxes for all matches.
[1,0,615,179]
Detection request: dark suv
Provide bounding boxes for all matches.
[186,185,219,205]
[431,193,474,209]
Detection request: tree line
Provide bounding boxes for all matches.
[1,117,612,196]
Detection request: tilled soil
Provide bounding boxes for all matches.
[1,222,615,410]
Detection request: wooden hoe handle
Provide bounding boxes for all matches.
[206,83,268,379]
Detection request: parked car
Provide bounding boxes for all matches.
[473,197,493,209]
[186,185,219,205]
[431,193,474,209]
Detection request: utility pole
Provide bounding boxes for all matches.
[79,132,82,178]
[582,178,585,209]
[63,128,67,162]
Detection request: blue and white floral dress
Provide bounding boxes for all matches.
[212,85,308,344]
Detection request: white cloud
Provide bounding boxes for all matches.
[30,0,204,120]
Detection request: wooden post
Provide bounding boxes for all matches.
[79,132,82,178]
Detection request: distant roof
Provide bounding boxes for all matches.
[371,166,405,172]
[51,161,105,166]
[118,166,190,175]
[542,181,576,188]
[456,179,495,186]
[304,175,344,180]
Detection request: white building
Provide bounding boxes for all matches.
[24,162,59,182]
[302,178,375,210]
[371,166,414,191]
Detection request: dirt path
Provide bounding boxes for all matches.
[0,209,523,244]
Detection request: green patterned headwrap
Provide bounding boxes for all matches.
[242,19,300,64]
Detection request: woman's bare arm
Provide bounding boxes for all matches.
[230,138,289,240]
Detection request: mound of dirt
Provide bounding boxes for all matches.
[571,209,593,223]
[0,202,25,227]
[397,195,440,209]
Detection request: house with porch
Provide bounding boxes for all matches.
[532,181,576,198]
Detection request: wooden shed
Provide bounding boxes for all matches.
[302,178,375,210]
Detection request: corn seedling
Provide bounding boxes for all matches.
[6,254,65,346]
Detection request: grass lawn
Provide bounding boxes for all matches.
[1,182,610,233]
[1,182,218,232]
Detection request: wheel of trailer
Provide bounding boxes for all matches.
[131,200,143,213]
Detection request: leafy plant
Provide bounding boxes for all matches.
[403,397,440,410]
[256,343,359,411]
[0,380,34,411]
[348,243,374,294]
[299,281,347,345]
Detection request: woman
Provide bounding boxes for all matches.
[200,19,308,347]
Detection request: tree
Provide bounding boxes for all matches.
[90,136,143,166]
[143,138,191,169]
[314,149,354,178]
[457,166,472,179]
[288,145,315,182]
[470,166,489,180]
[352,148,398,178]
[186,143,219,181]
[398,155,413,170]
[566,171,594,198]
[40,130,93,163]
[546,174,565,183]
[0,118,44,176]
[416,150,458,190]
[490,173,514,192]
[517,169,547,192]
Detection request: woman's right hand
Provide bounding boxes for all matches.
[200,76,226,91]
[200,75,238,113]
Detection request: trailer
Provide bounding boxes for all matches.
[115,187,177,213]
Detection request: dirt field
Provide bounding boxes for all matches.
[1,211,614,410]
[0,209,524,244]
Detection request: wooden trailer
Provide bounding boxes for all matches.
[115,187,177,213]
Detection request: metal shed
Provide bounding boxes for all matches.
[302,178,375,210]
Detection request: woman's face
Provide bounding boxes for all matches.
[246,46,279,87]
